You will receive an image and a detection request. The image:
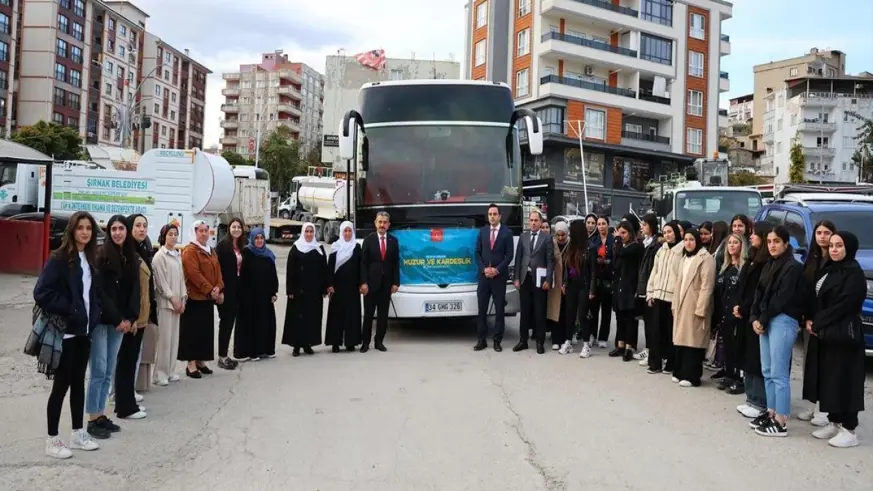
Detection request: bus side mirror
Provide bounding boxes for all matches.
[525,115,543,156]
[339,110,364,161]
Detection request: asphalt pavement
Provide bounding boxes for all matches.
[1,244,871,491]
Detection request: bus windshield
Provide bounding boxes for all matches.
[674,190,762,224]
[361,124,522,206]
[811,211,873,249]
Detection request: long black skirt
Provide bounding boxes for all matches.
[178,299,215,361]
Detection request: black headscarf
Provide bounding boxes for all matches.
[126,213,153,270]
[682,228,703,257]
[824,231,860,273]
[679,220,693,234]
[663,222,682,247]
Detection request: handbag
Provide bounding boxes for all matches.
[817,316,863,347]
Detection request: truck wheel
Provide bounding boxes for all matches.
[301,213,312,223]
[326,221,338,243]
[314,220,325,242]
[279,210,290,219]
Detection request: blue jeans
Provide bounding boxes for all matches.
[744,372,766,412]
[759,313,799,417]
[86,324,124,414]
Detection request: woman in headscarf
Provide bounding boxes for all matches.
[152,224,186,386]
[127,214,157,397]
[179,220,224,378]
[645,221,683,374]
[584,214,597,239]
[325,221,363,353]
[235,227,279,361]
[671,228,715,388]
[282,222,328,356]
[548,220,568,352]
[214,217,246,370]
[799,220,837,427]
[610,220,644,361]
[806,231,866,448]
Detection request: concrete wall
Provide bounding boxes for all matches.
[320,55,461,166]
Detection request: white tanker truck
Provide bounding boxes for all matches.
[287,166,354,243]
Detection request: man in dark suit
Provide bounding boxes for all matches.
[513,210,554,354]
[474,203,514,352]
[359,211,400,352]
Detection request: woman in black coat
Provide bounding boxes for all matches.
[215,218,246,370]
[611,220,644,361]
[636,213,661,366]
[589,215,615,348]
[325,221,363,352]
[282,222,328,356]
[234,227,279,361]
[733,221,772,420]
[806,231,867,448]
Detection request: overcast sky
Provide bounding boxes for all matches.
[132,0,468,147]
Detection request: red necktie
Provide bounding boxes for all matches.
[490,228,497,250]
[380,235,386,260]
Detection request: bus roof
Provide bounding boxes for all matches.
[360,79,510,91]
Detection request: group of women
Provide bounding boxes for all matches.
[542,213,866,448]
[30,211,281,459]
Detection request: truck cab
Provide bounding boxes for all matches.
[0,162,40,216]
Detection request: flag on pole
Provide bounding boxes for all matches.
[354,49,386,71]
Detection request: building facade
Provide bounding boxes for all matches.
[761,75,872,185]
[728,93,752,125]
[752,48,847,136]
[463,0,732,217]
[220,50,325,159]
[320,54,461,166]
[14,0,208,150]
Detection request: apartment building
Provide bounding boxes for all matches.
[463,0,732,216]
[728,92,752,125]
[220,50,325,158]
[0,0,16,138]
[761,75,872,185]
[15,0,208,151]
[752,48,847,136]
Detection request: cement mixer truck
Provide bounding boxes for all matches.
[286,166,353,243]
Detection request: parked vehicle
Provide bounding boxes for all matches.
[756,197,873,356]
[8,211,106,250]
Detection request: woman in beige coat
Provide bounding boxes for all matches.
[671,228,716,388]
[134,256,155,393]
[547,221,568,352]
[151,224,187,386]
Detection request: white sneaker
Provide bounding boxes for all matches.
[138,405,146,412]
[797,408,814,421]
[678,380,693,387]
[69,429,99,451]
[828,427,860,448]
[570,337,579,346]
[45,436,72,459]
[597,341,608,349]
[737,404,764,419]
[123,410,147,420]
[579,343,591,358]
[810,412,829,427]
[154,379,169,387]
[671,376,680,383]
[634,348,648,361]
[551,344,560,350]
[812,423,840,440]
[558,341,572,355]
[134,392,144,403]
[168,374,180,382]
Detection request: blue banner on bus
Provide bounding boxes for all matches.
[393,228,479,286]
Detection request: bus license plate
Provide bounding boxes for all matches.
[425,301,462,313]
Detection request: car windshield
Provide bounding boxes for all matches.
[361,125,522,206]
[674,190,762,224]
[811,211,873,249]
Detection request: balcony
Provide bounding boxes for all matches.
[720,34,731,56]
[541,32,673,79]
[719,109,729,129]
[804,168,838,183]
[797,119,837,133]
[221,103,239,113]
[540,0,673,38]
[221,87,240,97]
[222,73,240,81]
[220,136,237,145]
[540,75,673,118]
[621,130,671,152]
[220,120,239,129]
[278,119,301,133]
[277,86,302,100]
[277,104,302,116]
[278,69,302,84]
[802,146,836,159]
[719,71,730,92]
[638,88,671,105]
[799,93,839,107]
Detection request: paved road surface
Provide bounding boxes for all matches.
[1,245,871,490]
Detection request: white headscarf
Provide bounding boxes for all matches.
[190,220,211,254]
[293,222,323,255]
[554,221,569,235]
[333,221,356,272]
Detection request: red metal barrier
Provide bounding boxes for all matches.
[0,220,46,275]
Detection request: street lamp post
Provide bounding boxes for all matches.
[114,51,165,151]
[565,119,590,216]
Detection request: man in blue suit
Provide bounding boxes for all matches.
[474,203,514,352]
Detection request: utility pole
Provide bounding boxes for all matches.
[564,119,589,215]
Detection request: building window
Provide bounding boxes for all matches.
[816,137,829,148]
[0,41,9,62]
[120,25,127,36]
[687,90,703,116]
[640,0,673,26]
[107,18,115,30]
[515,68,529,97]
[71,46,83,64]
[476,2,487,28]
[517,29,530,57]
[170,110,176,120]
[53,112,64,124]
[625,123,643,134]
[690,13,705,40]
[154,103,160,114]
[687,128,703,154]
[54,88,66,106]
[0,13,9,34]
[57,14,69,33]
[518,0,530,16]
[55,63,66,82]
[640,34,672,65]
[118,45,125,57]
[584,109,605,140]
[69,93,80,110]
[389,69,403,81]
[74,0,84,16]
[172,92,177,103]
[162,126,167,136]
[0,70,7,90]
[155,84,162,96]
[535,106,564,134]
[688,51,704,77]
[475,40,486,66]
[72,22,83,41]
[105,83,113,95]
[789,67,798,77]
